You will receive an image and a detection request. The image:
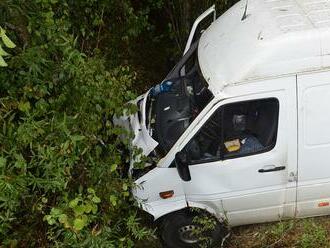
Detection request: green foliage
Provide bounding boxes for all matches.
[164,0,238,56]
[298,219,329,248]
[44,188,101,232]
[191,208,220,248]
[227,218,330,248]
[268,220,294,240]
[0,0,156,246]
[0,26,15,66]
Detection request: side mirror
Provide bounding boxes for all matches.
[175,151,191,182]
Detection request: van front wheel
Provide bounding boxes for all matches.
[159,209,227,248]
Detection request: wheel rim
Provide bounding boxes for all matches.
[178,225,199,244]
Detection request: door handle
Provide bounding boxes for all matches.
[258,166,286,173]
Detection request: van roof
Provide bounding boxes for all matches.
[198,0,330,94]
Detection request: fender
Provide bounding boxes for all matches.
[134,167,227,221]
[187,201,227,222]
[139,199,188,221]
[140,198,226,222]
[134,167,188,220]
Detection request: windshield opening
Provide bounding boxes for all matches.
[148,41,214,157]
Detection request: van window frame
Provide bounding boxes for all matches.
[185,97,280,166]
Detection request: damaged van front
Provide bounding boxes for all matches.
[115,40,214,172]
[114,4,235,247]
[114,0,330,247]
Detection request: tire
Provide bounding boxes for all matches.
[158,209,227,248]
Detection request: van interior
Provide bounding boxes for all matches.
[186,98,279,163]
[150,43,213,156]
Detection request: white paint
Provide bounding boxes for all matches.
[198,0,330,94]
[297,71,330,218]
[183,5,216,55]
[132,0,330,229]
[113,91,158,156]
[134,167,187,220]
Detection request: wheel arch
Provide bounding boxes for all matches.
[155,203,226,225]
[155,205,229,248]
[139,198,226,224]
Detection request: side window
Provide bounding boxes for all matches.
[222,98,279,159]
[183,98,279,164]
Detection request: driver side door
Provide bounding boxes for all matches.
[178,78,297,226]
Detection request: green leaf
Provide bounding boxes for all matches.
[73,218,86,231]
[43,215,51,222]
[14,154,26,169]
[58,214,68,224]
[44,215,56,225]
[92,196,101,203]
[81,214,88,223]
[84,203,93,213]
[71,135,85,142]
[0,45,9,56]
[110,195,117,207]
[69,198,79,208]
[14,160,26,169]
[0,157,6,168]
[92,204,98,214]
[87,188,95,194]
[0,55,8,67]
[50,208,62,217]
[73,205,85,215]
[18,101,31,112]
[110,164,117,172]
[0,28,16,48]
[122,183,128,191]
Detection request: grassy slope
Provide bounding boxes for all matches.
[136,216,330,247]
[228,216,330,248]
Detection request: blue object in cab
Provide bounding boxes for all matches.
[150,81,173,96]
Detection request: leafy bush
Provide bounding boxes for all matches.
[0,0,155,247]
[0,26,15,66]
[298,220,328,248]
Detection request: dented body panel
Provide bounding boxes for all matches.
[114,91,158,157]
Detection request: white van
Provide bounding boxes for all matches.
[115,0,330,247]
